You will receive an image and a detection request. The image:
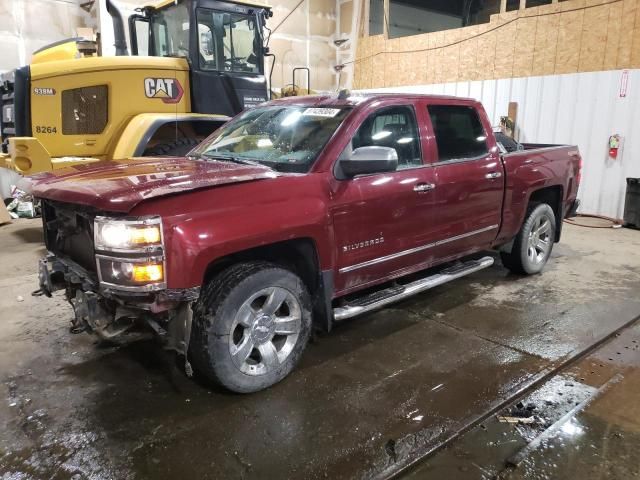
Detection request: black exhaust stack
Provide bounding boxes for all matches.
[106,0,129,56]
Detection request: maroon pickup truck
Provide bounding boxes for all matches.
[31,93,581,392]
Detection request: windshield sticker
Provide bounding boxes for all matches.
[302,108,341,118]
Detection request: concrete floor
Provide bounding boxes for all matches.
[1,219,640,479]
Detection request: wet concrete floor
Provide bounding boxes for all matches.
[405,321,640,480]
[1,219,640,479]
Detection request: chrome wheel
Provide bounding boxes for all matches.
[527,214,552,264]
[228,286,302,376]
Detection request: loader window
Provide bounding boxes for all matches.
[150,2,189,57]
[132,18,150,56]
[196,9,261,74]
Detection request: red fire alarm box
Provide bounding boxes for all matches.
[609,135,622,159]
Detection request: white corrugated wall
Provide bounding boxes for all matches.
[362,69,640,220]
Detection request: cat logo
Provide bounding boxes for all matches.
[144,78,184,104]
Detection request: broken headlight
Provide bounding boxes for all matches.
[94,216,166,291]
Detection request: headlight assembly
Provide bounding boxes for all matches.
[96,256,165,290]
[94,216,166,291]
[94,216,163,252]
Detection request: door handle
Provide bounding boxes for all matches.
[485,172,502,179]
[414,183,436,193]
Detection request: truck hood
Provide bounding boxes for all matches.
[29,157,280,213]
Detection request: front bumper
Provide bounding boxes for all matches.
[38,253,199,303]
[38,253,199,347]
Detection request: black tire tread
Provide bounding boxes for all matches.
[190,261,311,392]
[190,261,275,385]
[500,202,555,275]
[143,137,199,157]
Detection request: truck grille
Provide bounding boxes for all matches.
[61,85,108,135]
[42,200,97,273]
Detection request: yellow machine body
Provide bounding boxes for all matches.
[1,0,269,175]
[33,56,191,159]
[4,56,228,175]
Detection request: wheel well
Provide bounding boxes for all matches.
[203,238,322,298]
[136,119,225,155]
[202,239,331,330]
[529,185,564,241]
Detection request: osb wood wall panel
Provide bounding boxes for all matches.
[354,0,640,89]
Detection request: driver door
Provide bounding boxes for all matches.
[330,103,439,294]
[190,8,268,117]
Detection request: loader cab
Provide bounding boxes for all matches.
[129,0,271,117]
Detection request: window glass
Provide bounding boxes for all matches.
[197,9,260,73]
[198,22,215,67]
[151,2,189,57]
[369,0,384,35]
[133,19,149,55]
[388,0,501,38]
[346,106,422,170]
[506,0,520,11]
[428,105,488,161]
[192,106,352,173]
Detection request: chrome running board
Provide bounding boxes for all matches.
[333,256,494,321]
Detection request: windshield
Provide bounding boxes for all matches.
[151,2,190,57]
[191,106,352,173]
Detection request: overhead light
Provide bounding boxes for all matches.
[397,137,413,144]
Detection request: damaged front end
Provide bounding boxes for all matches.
[37,200,198,374]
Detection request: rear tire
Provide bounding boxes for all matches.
[143,137,199,157]
[190,262,312,393]
[500,203,556,275]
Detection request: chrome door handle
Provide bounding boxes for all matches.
[414,183,436,193]
[485,172,502,179]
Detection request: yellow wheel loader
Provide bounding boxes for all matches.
[0,0,272,175]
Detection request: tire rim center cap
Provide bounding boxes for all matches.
[251,314,275,344]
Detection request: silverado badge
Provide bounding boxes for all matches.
[342,236,385,252]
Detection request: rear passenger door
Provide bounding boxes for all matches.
[426,103,503,259]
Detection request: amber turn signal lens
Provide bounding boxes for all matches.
[131,263,164,283]
[130,226,161,245]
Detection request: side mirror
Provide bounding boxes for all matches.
[340,146,398,177]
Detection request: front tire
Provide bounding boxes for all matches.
[143,137,199,157]
[190,262,312,393]
[500,203,556,275]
